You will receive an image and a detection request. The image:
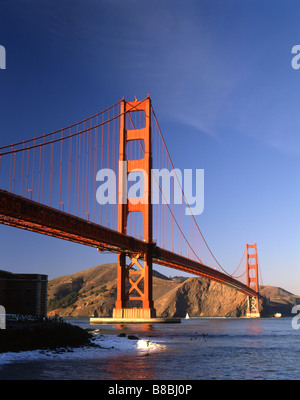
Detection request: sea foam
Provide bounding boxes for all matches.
[0,333,166,368]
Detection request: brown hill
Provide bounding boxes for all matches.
[47,263,119,318]
[259,285,300,316]
[259,285,296,301]
[47,263,299,318]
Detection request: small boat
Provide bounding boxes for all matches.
[185,313,190,319]
[274,313,282,318]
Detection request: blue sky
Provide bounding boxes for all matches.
[0,0,300,294]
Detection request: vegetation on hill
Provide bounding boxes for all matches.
[48,285,109,312]
[48,291,79,311]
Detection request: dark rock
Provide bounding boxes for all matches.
[0,321,92,353]
[127,335,139,340]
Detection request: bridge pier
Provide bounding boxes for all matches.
[246,295,260,318]
[113,251,158,322]
[112,308,156,320]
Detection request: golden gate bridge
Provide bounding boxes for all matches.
[0,96,262,321]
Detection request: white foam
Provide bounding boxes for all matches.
[137,339,167,352]
[0,334,167,368]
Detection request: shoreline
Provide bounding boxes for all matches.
[0,320,149,355]
[0,320,93,353]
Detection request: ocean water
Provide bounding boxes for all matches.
[0,317,299,380]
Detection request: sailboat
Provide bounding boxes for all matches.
[185,313,190,319]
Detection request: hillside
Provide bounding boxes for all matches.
[259,285,300,316]
[47,263,299,318]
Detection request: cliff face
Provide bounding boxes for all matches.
[155,278,248,318]
[47,263,250,318]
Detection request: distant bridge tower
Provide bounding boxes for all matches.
[113,96,156,320]
[246,243,260,317]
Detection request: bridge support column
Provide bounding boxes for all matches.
[246,243,260,318]
[246,296,260,318]
[113,251,156,320]
[113,96,157,321]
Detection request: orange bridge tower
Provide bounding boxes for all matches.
[246,243,260,318]
[113,96,156,320]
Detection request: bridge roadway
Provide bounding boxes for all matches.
[0,189,259,298]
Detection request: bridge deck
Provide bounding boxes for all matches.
[0,189,259,298]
